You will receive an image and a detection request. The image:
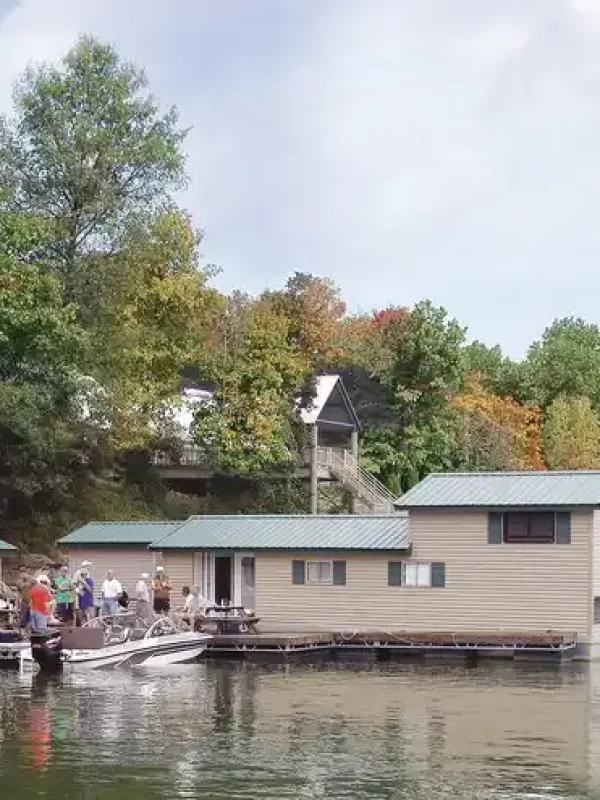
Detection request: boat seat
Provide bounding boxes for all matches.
[61,626,105,650]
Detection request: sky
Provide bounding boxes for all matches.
[0,0,599,357]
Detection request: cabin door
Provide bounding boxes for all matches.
[234,553,256,611]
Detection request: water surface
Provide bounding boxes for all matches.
[1,659,599,799]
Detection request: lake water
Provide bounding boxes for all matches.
[1,659,600,799]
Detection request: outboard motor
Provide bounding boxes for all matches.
[30,629,63,674]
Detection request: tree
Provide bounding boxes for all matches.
[73,209,224,450]
[527,318,600,408]
[452,375,544,470]
[192,300,308,473]
[360,301,466,491]
[0,36,186,292]
[262,272,346,368]
[0,207,87,542]
[463,341,528,401]
[543,396,600,470]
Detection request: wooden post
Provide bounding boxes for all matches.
[309,424,318,514]
[350,429,359,462]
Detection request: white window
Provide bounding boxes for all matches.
[306,561,333,585]
[402,562,431,587]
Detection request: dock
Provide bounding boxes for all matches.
[205,630,579,663]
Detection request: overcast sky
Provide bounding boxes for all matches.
[0,0,599,357]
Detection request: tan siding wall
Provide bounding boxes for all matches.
[161,551,194,600]
[593,511,600,597]
[67,548,155,604]
[254,510,593,641]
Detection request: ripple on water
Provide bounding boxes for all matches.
[0,660,598,799]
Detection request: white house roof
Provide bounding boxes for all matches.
[298,375,340,424]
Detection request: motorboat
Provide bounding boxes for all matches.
[22,613,212,673]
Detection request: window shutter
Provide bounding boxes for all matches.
[292,560,305,585]
[388,561,402,586]
[431,562,446,588]
[332,561,346,585]
[556,512,571,544]
[488,512,503,544]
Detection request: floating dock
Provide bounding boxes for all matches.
[205,630,578,663]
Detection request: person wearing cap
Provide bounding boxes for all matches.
[135,573,151,620]
[74,565,94,625]
[152,567,172,615]
[30,576,53,631]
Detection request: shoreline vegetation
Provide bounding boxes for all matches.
[1,37,599,551]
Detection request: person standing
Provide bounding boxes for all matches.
[54,565,75,624]
[100,570,122,617]
[30,576,53,632]
[16,566,34,632]
[152,567,171,615]
[135,573,151,619]
[74,567,94,625]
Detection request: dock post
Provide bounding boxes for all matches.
[309,424,318,514]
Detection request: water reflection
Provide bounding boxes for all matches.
[0,660,598,798]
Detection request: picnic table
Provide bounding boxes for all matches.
[203,605,260,635]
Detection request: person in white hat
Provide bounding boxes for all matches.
[135,572,152,620]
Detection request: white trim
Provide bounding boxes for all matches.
[306,560,333,585]
[233,552,255,606]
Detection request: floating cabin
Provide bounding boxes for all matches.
[56,469,600,661]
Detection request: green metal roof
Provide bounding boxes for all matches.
[150,514,410,551]
[58,521,182,547]
[396,471,600,508]
[0,539,17,552]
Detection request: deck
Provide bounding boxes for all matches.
[0,630,579,669]
[205,630,579,662]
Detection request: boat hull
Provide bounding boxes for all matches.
[22,632,210,671]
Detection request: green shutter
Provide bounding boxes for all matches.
[332,561,346,585]
[488,512,503,544]
[431,562,446,587]
[556,512,571,544]
[292,560,305,584]
[388,561,402,586]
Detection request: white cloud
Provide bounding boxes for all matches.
[2,0,600,356]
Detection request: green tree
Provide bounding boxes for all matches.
[463,340,528,400]
[361,301,466,491]
[73,209,224,450]
[0,36,186,291]
[527,318,600,408]
[0,207,87,543]
[192,300,308,473]
[543,395,600,470]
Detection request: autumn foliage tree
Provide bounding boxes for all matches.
[452,375,544,471]
[543,396,600,470]
[262,272,346,368]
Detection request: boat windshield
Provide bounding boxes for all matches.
[83,613,180,646]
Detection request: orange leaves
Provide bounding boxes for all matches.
[453,374,545,470]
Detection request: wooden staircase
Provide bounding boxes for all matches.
[316,447,396,514]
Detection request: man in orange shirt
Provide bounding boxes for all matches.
[30,575,53,631]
